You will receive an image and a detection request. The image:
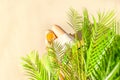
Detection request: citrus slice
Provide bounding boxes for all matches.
[46,30,57,43]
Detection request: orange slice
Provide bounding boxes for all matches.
[46,30,57,43]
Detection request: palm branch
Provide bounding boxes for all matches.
[21,8,120,80]
[21,51,59,80]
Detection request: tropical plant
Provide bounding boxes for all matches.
[21,8,120,80]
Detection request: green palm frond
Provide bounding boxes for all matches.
[60,41,86,80]
[42,47,60,74]
[53,42,77,80]
[98,10,116,27]
[21,51,59,80]
[105,62,120,80]
[82,8,91,49]
[21,51,45,80]
[86,11,116,76]
[53,42,66,62]
[71,41,87,80]
[67,8,82,32]
[91,35,120,80]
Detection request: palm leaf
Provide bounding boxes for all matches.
[61,41,87,80]
[67,8,82,32]
[21,51,59,80]
[91,35,120,80]
[53,42,66,62]
[42,47,60,74]
[82,8,91,49]
[105,62,120,80]
[86,11,116,76]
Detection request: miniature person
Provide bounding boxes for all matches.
[45,24,74,47]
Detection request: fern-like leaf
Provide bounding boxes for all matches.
[67,8,82,32]
[21,51,58,80]
[91,35,120,80]
[86,11,116,76]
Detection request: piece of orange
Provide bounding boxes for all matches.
[46,30,57,43]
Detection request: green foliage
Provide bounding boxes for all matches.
[86,11,116,76]
[82,8,91,49]
[21,51,59,80]
[21,8,120,80]
[91,35,120,80]
[67,8,82,32]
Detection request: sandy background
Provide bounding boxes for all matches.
[0,0,120,80]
